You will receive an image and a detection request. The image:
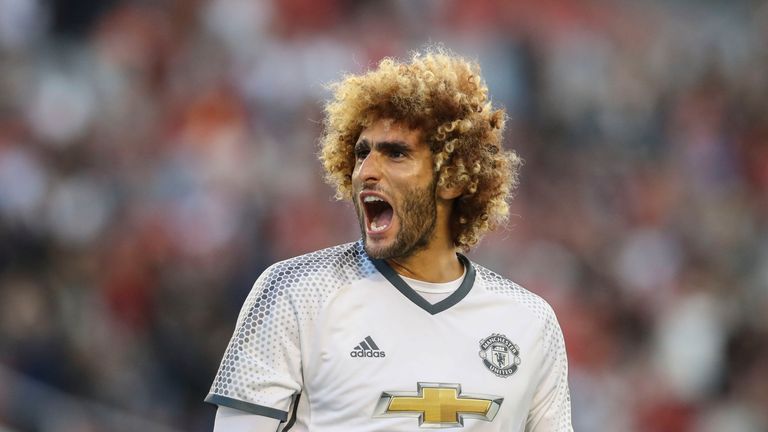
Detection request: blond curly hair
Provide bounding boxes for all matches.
[319,49,521,251]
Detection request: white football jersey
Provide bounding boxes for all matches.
[206,241,573,431]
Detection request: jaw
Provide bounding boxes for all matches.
[354,179,438,260]
[362,217,401,258]
[356,203,401,258]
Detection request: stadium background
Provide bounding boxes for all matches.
[1,0,767,431]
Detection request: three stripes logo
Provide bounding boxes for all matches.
[350,336,386,358]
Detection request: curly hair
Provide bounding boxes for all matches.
[319,49,522,251]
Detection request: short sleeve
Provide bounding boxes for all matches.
[525,306,573,432]
[205,265,303,421]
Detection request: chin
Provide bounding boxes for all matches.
[362,238,393,260]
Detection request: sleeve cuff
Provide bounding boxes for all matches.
[205,394,289,421]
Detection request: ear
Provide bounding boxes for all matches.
[437,182,463,200]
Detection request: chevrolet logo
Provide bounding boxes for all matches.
[373,382,503,428]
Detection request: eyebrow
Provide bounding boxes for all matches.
[355,139,411,153]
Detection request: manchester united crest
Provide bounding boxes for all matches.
[479,334,521,378]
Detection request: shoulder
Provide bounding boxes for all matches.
[472,262,560,329]
[237,241,373,323]
[256,241,374,294]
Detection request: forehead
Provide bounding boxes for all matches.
[358,119,423,146]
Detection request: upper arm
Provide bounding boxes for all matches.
[206,264,304,420]
[213,407,281,432]
[525,306,573,432]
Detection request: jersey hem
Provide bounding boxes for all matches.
[204,394,289,421]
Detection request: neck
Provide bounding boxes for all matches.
[386,199,463,282]
[386,243,463,283]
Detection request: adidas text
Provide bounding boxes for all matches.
[350,350,386,358]
[350,336,386,358]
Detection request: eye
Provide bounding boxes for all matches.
[354,144,369,161]
[388,150,406,159]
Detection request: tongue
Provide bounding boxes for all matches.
[372,207,393,228]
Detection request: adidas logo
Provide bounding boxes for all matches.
[350,336,386,358]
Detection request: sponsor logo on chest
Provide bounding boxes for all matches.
[374,382,503,428]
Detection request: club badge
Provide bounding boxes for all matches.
[479,334,520,378]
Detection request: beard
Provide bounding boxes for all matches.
[354,179,437,260]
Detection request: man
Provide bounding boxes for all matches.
[206,49,573,431]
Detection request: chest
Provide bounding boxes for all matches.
[298,280,545,431]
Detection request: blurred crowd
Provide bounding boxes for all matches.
[0,0,767,431]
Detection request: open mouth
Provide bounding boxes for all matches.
[361,194,394,233]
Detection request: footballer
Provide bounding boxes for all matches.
[205,49,573,431]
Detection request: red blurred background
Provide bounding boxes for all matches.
[0,0,767,431]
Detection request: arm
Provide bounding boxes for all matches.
[525,307,573,432]
[205,264,304,426]
[213,407,281,432]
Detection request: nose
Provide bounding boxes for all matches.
[354,151,381,184]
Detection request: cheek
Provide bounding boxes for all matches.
[407,168,436,192]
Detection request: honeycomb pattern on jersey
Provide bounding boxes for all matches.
[208,241,572,430]
[208,241,376,411]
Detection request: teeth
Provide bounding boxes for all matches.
[370,221,388,232]
[363,196,385,203]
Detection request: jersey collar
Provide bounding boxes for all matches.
[369,253,476,315]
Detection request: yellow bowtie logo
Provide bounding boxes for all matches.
[374,382,503,428]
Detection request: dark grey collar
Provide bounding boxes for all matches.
[370,253,476,315]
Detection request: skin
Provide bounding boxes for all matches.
[351,119,463,283]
